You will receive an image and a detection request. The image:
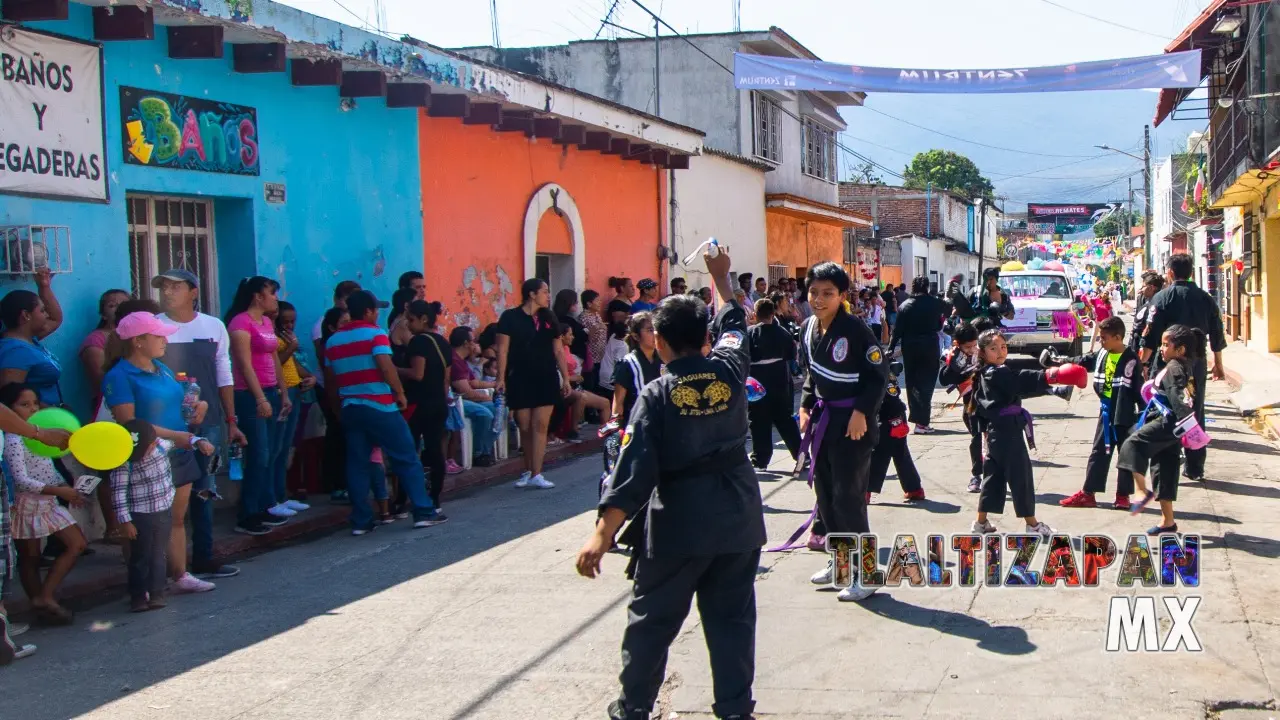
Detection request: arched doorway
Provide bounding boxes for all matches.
[523,183,585,295]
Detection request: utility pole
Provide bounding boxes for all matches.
[1127,176,1134,240]
[653,17,661,117]
[977,198,989,281]
[1143,124,1153,271]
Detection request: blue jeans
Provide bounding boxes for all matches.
[462,399,496,457]
[190,422,223,570]
[269,387,302,505]
[342,403,433,529]
[234,388,282,525]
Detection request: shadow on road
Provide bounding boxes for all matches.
[862,594,1037,655]
[1201,532,1280,559]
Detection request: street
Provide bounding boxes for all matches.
[4,378,1280,720]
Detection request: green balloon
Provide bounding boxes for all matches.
[23,407,81,458]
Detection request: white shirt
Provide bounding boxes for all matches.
[597,337,629,391]
[158,312,234,389]
[866,304,884,325]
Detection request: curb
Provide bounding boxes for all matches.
[15,436,604,614]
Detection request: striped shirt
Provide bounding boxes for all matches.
[110,439,176,524]
[325,321,396,412]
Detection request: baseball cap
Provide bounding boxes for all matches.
[151,269,199,289]
[117,312,179,339]
[637,278,657,291]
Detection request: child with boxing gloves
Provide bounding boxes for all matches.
[939,319,986,493]
[972,329,1088,539]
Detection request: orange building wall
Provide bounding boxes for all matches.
[765,211,844,278]
[418,115,665,328]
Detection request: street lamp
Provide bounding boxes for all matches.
[1096,130,1153,271]
[1094,145,1144,163]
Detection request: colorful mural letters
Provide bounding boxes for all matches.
[119,87,259,176]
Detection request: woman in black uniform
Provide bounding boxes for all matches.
[496,279,571,491]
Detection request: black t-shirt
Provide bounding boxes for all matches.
[498,308,560,382]
[560,313,588,360]
[606,298,632,321]
[395,332,453,409]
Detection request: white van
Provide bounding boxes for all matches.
[998,269,1085,357]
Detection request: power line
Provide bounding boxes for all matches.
[595,0,622,39]
[859,106,1104,158]
[1035,0,1173,41]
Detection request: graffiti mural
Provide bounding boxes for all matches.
[119,87,259,176]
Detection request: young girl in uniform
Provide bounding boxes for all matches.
[939,320,984,493]
[972,330,1087,539]
[1118,324,1204,535]
[867,360,924,502]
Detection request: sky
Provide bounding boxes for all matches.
[278,0,1215,211]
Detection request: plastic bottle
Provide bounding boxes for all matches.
[491,391,505,435]
[228,443,243,482]
[176,372,201,426]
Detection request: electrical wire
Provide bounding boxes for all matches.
[859,106,1106,158]
[1035,0,1173,41]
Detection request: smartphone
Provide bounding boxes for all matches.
[74,475,101,495]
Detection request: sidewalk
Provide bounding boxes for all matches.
[1223,341,1280,438]
[14,435,603,616]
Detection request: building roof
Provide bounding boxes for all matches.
[1153,0,1231,127]
[702,147,773,172]
[766,194,872,227]
[52,0,704,156]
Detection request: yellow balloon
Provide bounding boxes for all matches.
[69,422,135,471]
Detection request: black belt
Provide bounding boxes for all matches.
[660,443,749,482]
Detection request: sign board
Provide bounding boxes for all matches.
[0,27,107,201]
[1027,222,1057,234]
[1004,307,1039,333]
[1003,243,1020,258]
[1026,203,1120,235]
[120,87,260,176]
[264,182,285,204]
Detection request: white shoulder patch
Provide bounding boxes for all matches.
[716,331,744,350]
[1123,359,1137,377]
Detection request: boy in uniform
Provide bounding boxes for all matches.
[577,249,762,720]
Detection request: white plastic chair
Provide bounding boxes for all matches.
[457,394,474,470]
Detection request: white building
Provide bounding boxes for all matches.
[671,149,770,291]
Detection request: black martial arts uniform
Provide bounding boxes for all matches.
[602,348,664,553]
[800,309,889,536]
[867,370,922,495]
[890,293,949,427]
[1128,298,1154,356]
[1062,347,1142,495]
[747,319,801,468]
[1117,358,1196,502]
[974,364,1052,518]
[599,300,763,720]
[1140,280,1227,479]
[939,345,982,479]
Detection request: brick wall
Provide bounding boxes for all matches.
[838,183,974,241]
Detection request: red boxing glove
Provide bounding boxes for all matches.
[1046,363,1088,389]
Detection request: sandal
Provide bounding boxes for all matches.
[34,604,73,626]
[130,599,150,613]
[1129,491,1155,516]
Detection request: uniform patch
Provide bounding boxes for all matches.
[671,385,701,409]
[621,426,634,449]
[888,380,900,396]
[832,337,849,362]
[703,381,732,405]
[1123,359,1137,378]
[867,346,884,364]
[715,331,743,350]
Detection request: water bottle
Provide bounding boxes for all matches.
[177,372,201,425]
[491,391,505,435]
[228,443,243,481]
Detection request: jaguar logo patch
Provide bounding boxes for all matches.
[867,346,884,364]
[621,427,634,449]
[833,337,849,362]
[669,373,732,417]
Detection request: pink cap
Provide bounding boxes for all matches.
[117,312,179,340]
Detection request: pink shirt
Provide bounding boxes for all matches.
[228,312,278,390]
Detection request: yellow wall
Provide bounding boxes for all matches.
[1255,213,1280,353]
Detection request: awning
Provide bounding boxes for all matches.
[1153,0,1230,126]
[765,194,871,227]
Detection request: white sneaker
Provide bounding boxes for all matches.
[514,472,533,488]
[283,500,310,512]
[267,504,297,518]
[1026,522,1054,539]
[838,585,879,602]
[971,519,997,534]
[914,425,935,435]
[170,572,216,594]
[810,561,834,585]
[530,474,555,489]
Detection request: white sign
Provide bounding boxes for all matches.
[0,27,107,201]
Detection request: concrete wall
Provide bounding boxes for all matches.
[3,5,423,418]
[464,38,842,205]
[765,212,843,278]
[418,115,664,330]
[901,235,948,291]
[671,154,767,292]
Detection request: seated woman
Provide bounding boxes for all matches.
[557,323,610,439]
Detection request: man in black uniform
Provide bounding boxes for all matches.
[799,262,890,603]
[577,249,762,720]
[1140,252,1227,481]
[747,297,801,469]
[968,267,1016,327]
[889,276,950,433]
[1128,271,1165,357]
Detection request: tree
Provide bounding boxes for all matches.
[902,149,994,200]
[850,161,884,185]
[1092,210,1142,239]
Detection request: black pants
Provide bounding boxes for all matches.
[614,550,759,720]
[127,510,170,603]
[409,404,449,508]
[979,427,1036,518]
[963,411,982,478]
[1083,416,1134,495]
[867,432,922,494]
[1183,357,1208,478]
[902,340,940,427]
[747,384,801,468]
[812,413,873,534]
[318,391,347,494]
[1117,421,1183,501]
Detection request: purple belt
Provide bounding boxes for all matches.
[766,397,857,553]
[998,405,1036,450]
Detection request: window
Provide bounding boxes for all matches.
[767,264,789,286]
[801,118,836,182]
[752,92,783,164]
[914,256,927,280]
[127,195,218,313]
[842,228,857,264]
